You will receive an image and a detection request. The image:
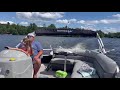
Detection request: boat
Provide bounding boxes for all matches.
[0,32,120,78]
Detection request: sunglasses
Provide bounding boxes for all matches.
[27,36,33,38]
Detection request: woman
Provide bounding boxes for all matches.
[20,38,33,56]
[7,38,33,56]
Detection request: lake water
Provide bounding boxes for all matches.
[0,35,120,67]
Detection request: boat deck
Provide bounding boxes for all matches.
[38,64,71,78]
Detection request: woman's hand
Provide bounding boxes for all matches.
[20,50,30,56]
[26,52,30,56]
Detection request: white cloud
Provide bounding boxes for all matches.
[77,20,85,24]
[16,12,64,21]
[99,19,120,24]
[0,21,15,25]
[56,19,69,24]
[69,19,77,23]
[102,27,118,33]
[89,20,99,24]
[37,24,43,27]
[99,19,109,24]
[77,20,99,25]
[77,19,120,25]
[77,20,84,24]
[80,26,85,29]
[56,19,77,24]
[112,14,120,18]
[15,12,120,33]
[80,25,97,31]
[19,22,29,26]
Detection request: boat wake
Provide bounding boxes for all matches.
[55,43,86,53]
[55,43,115,54]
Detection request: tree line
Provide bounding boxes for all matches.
[0,22,120,38]
[0,22,57,35]
[96,30,120,38]
[0,22,37,35]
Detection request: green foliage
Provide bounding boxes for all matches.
[48,24,56,29]
[1,22,120,38]
[0,23,38,35]
[96,30,105,38]
[96,30,120,38]
[106,32,120,38]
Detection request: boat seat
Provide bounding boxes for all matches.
[46,57,99,78]
[55,55,84,60]
[49,58,75,72]
[71,60,99,78]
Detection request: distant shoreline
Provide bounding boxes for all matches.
[0,34,93,37]
[0,23,120,38]
[0,34,120,38]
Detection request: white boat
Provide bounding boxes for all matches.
[0,33,119,78]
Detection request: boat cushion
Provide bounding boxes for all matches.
[50,58,74,72]
[71,60,99,78]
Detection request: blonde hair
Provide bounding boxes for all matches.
[23,38,33,55]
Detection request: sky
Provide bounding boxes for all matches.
[0,12,120,33]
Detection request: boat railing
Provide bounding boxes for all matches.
[96,33,106,54]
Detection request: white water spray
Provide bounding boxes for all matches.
[55,43,86,53]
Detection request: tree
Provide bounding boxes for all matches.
[12,28,19,35]
[32,23,38,30]
[0,22,38,35]
[48,24,56,29]
[43,23,46,28]
[6,22,10,28]
[96,30,105,38]
[64,25,68,29]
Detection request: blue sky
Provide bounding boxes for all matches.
[0,12,120,33]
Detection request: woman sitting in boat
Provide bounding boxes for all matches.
[5,38,33,56]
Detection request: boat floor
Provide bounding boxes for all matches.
[38,64,71,78]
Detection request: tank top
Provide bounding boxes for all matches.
[21,47,33,56]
